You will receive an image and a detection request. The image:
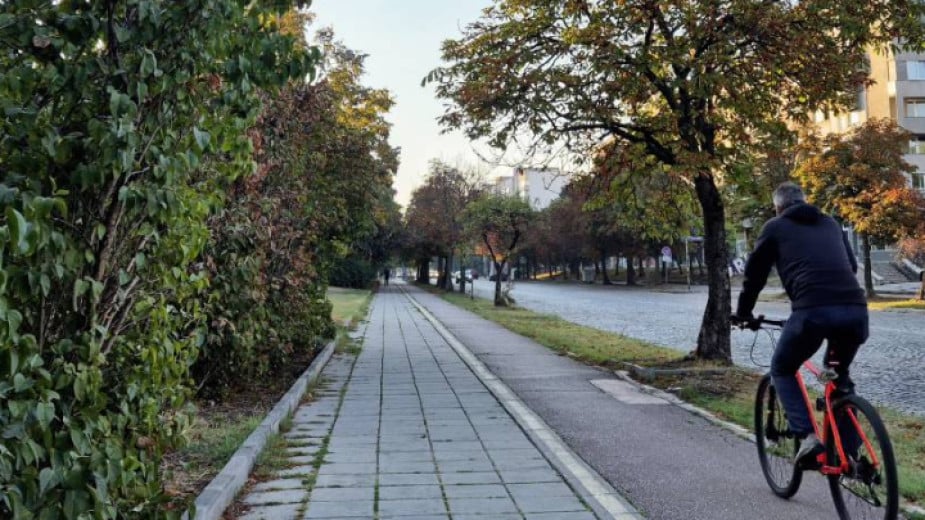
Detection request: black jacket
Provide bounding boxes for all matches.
[736,203,866,316]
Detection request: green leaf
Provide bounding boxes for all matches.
[7,309,22,339]
[193,127,210,151]
[13,373,31,392]
[39,467,58,494]
[39,273,50,296]
[73,279,89,311]
[5,208,29,254]
[140,50,157,77]
[34,402,54,428]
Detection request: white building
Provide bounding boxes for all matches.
[492,167,568,210]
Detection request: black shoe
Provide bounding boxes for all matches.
[795,434,824,470]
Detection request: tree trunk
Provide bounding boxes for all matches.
[694,174,732,363]
[601,249,612,285]
[862,234,875,298]
[493,260,505,306]
[443,251,454,291]
[626,256,636,286]
[417,260,429,283]
[918,273,925,301]
[637,256,645,278]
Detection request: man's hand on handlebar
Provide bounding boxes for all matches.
[730,313,764,331]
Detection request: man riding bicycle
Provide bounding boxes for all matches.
[734,182,868,468]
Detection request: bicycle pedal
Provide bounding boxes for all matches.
[798,459,823,471]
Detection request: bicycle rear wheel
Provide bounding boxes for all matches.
[826,394,898,520]
[755,374,802,498]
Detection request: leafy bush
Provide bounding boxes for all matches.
[329,257,379,289]
[0,2,311,517]
[192,28,403,395]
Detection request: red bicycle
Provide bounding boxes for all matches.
[735,316,899,520]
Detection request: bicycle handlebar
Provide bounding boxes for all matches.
[730,315,785,330]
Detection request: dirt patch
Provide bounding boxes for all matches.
[649,367,758,397]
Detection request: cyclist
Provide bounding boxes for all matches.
[734,182,868,468]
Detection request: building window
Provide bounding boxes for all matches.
[913,173,925,191]
[908,61,925,80]
[906,98,925,117]
[910,137,925,154]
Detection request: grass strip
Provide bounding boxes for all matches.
[437,289,925,510]
[867,298,925,311]
[327,286,374,327]
[441,291,680,367]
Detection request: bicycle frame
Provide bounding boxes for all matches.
[793,358,880,477]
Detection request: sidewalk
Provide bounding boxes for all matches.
[234,284,614,519]
[234,282,846,520]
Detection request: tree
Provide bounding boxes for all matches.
[726,125,800,248]
[427,0,925,362]
[195,25,400,394]
[794,119,925,297]
[403,161,480,291]
[463,194,533,306]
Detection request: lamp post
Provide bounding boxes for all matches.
[741,218,754,256]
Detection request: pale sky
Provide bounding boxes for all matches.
[310,1,504,208]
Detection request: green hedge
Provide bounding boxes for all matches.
[0,2,312,517]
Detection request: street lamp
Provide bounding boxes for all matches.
[741,218,754,254]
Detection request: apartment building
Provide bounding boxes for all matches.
[491,167,568,210]
[813,48,925,192]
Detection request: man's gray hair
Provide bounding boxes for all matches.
[773,182,805,210]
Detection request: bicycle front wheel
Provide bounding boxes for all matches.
[826,394,899,520]
[755,374,802,498]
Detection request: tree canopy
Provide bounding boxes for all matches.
[428,0,925,361]
[794,118,925,296]
[463,194,532,306]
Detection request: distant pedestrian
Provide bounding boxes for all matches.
[383,267,390,286]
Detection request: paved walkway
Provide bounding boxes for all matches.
[404,283,838,520]
[235,285,607,519]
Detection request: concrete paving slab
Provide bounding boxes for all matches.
[302,499,374,518]
[377,498,449,517]
[238,503,302,520]
[242,489,308,506]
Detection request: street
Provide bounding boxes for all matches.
[467,279,925,415]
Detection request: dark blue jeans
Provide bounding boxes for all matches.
[771,305,868,444]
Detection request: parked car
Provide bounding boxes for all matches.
[455,269,475,283]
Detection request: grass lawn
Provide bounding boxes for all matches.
[327,286,374,326]
[868,298,925,311]
[438,289,925,512]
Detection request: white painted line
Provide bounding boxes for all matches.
[405,293,641,520]
[591,379,671,405]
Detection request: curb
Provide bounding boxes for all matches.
[404,290,642,520]
[183,337,338,520]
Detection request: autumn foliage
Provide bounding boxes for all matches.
[795,119,925,295]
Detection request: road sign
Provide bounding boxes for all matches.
[661,246,672,259]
